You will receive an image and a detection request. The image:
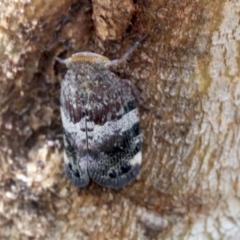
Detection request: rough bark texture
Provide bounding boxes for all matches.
[0,0,240,239]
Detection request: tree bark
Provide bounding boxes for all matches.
[0,0,240,239]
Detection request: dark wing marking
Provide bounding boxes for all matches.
[87,120,141,189]
[63,132,89,187]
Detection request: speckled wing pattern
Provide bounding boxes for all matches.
[60,57,142,189]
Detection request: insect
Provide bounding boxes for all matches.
[57,36,146,189]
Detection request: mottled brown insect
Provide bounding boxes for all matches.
[57,36,146,189]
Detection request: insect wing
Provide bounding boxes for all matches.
[60,74,89,187]
[87,79,142,189]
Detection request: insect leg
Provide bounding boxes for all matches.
[105,35,147,69]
